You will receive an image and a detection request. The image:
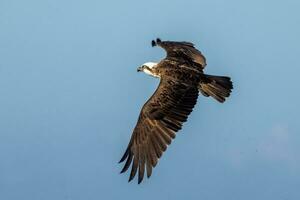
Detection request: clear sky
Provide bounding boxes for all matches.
[1,0,299,199]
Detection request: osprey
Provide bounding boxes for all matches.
[119,38,233,184]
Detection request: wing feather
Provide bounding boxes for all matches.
[153,38,206,69]
[129,146,139,182]
[145,144,153,178]
[150,134,163,158]
[120,151,133,173]
[138,145,145,184]
[120,75,199,183]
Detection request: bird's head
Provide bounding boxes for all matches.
[137,62,159,78]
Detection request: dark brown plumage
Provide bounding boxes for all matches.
[119,38,233,184]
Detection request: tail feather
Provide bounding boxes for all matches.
[199,75,233,103]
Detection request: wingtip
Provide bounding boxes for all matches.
[147,173,151,178]
[128,176,134,182]
[152,38,162,47]
[138,175,144,184]
[119,147,129,163]
[120,168,126,174]
[119,158,125,164]
[151,40,156,47]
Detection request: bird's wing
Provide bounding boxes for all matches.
[152,38,207,69]
[119,76,199,183]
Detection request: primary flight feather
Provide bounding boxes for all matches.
[119,38,233,184]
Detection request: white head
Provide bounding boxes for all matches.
[137,62,159,78]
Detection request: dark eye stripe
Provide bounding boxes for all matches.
[145,66,152,71]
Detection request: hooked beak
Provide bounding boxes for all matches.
[137,66,143,72]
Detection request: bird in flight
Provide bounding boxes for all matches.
[119,38,233,184]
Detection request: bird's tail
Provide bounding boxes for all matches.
[198,74,233,103]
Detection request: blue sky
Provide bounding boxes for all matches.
[1,0,299,199]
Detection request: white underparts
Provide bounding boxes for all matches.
[143,68,160,78]
[143,62,157,69]
[142,62,160,78]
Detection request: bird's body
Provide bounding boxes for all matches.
[120,38,233,183]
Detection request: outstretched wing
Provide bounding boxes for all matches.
[152,38,207,69]
[119,77,199,183]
